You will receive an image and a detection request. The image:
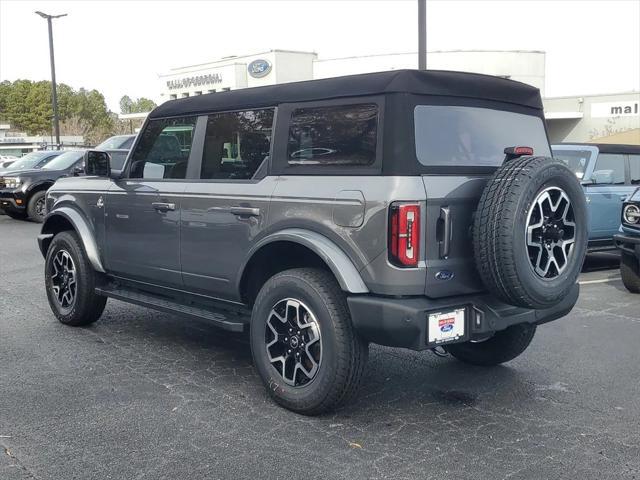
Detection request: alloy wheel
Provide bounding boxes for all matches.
[526,187,576,278]
[50,250,77,309]
[265,298,322,387]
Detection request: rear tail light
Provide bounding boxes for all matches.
[389,203,420,267]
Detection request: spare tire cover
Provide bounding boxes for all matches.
[473,155,588,309]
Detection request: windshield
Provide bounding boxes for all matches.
[42,151,84,171]
[551,148,594,179]
[414,105,551,167]
[3,152,56,171]
[95,135,135,150]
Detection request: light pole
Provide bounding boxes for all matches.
[35,11,67,150]
[418,0,426,70]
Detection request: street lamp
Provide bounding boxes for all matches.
[418,0,426,70]
[35,11,67,150]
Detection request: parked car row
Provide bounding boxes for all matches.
[0,135,135,222]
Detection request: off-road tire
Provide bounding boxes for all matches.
[27,190,47,223]
[5,210,28,220]
[447,323,537,366]
[250,268,368,415]
[45,231,107,326]
[621,252,640,293]
[473,156,588,309]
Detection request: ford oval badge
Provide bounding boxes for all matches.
[435,270,455,281]
[248,59,272,78]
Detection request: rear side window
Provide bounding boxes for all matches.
[552,148,594,180]
[201,109,274,180]
[287,104,378,166]
[415,105,551,167]
[129,117,197,179]
[593,153,626,184]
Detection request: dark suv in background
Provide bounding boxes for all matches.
[39,70,588,414]
[1,150,85,222]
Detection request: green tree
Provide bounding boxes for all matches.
[119,95,156,114]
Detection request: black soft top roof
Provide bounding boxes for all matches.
[555,143,640,155]
[150,69,543,119]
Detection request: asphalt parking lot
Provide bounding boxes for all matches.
[1,215,639,480]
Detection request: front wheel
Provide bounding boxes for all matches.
[621,252,640,293]
[27,190,47,223]
[446,323,537,366]
[45,231,107,326]
[250,268,368,415]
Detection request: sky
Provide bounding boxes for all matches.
[1,0,639,112]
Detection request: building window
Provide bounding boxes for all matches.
[194,91,202,96]
[287,104,378,166]
[181,93,189,98]
[170,94,177,100]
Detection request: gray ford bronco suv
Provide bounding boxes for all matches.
[39,70,588,415]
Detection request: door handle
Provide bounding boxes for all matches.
[152,202,176,212]
[439,206,452,259]
[230,206,260,217]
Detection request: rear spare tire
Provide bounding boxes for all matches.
[473,156,587,309]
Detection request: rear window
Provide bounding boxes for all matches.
[552,148,594,179]
[414,106,550,167]
[287,104,378,166]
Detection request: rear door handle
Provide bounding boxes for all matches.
[152,202,176,212]
[230,206,260,217]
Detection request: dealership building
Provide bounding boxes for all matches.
[159,49,639,144]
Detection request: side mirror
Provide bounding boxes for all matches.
[591,170,614,185]
[73,165,84,176]
[84,150,111,177]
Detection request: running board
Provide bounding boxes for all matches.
[95,285,246,332]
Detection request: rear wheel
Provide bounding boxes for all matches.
[620,252,640,293]
[447,323,537,366]
[27,190,47,223]
[45,231,107,326]
[250,268,368,415]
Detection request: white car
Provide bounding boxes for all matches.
[0,155,19,169]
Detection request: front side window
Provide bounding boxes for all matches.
[415,105,551,167]
[128,117,197,179]
[593,153,626,185]
[201,109,274,180]
[287,104,378,166]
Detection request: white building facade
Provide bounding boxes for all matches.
[159,49,639,144]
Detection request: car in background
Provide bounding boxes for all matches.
[552,143,640,251]
[0,155,19,169]
[95,134,136,150]
[614,188,640,293]
[0,150,63,175]
[0,150,85,222]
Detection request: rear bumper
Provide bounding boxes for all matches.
[614,233,640,258]
[347,284,579,351]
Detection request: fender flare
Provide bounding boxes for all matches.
[40,206,105,273]
[240,228,369,294]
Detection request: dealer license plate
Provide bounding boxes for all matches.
[428,308,466,345]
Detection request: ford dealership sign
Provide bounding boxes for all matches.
[248,59,272,78]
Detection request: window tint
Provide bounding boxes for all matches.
[630,154,640,185]
[593,153,626,184]
[108,151,129,170]
[415,105,551,167]
[120,136,135,149]
[201,109,274,180]
[287,104,378,166]
[129,117,197,179]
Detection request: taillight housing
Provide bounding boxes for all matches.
[389,203,420,267]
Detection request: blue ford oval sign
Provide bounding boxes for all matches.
[248,59,272,78]
[435,270,455,281]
